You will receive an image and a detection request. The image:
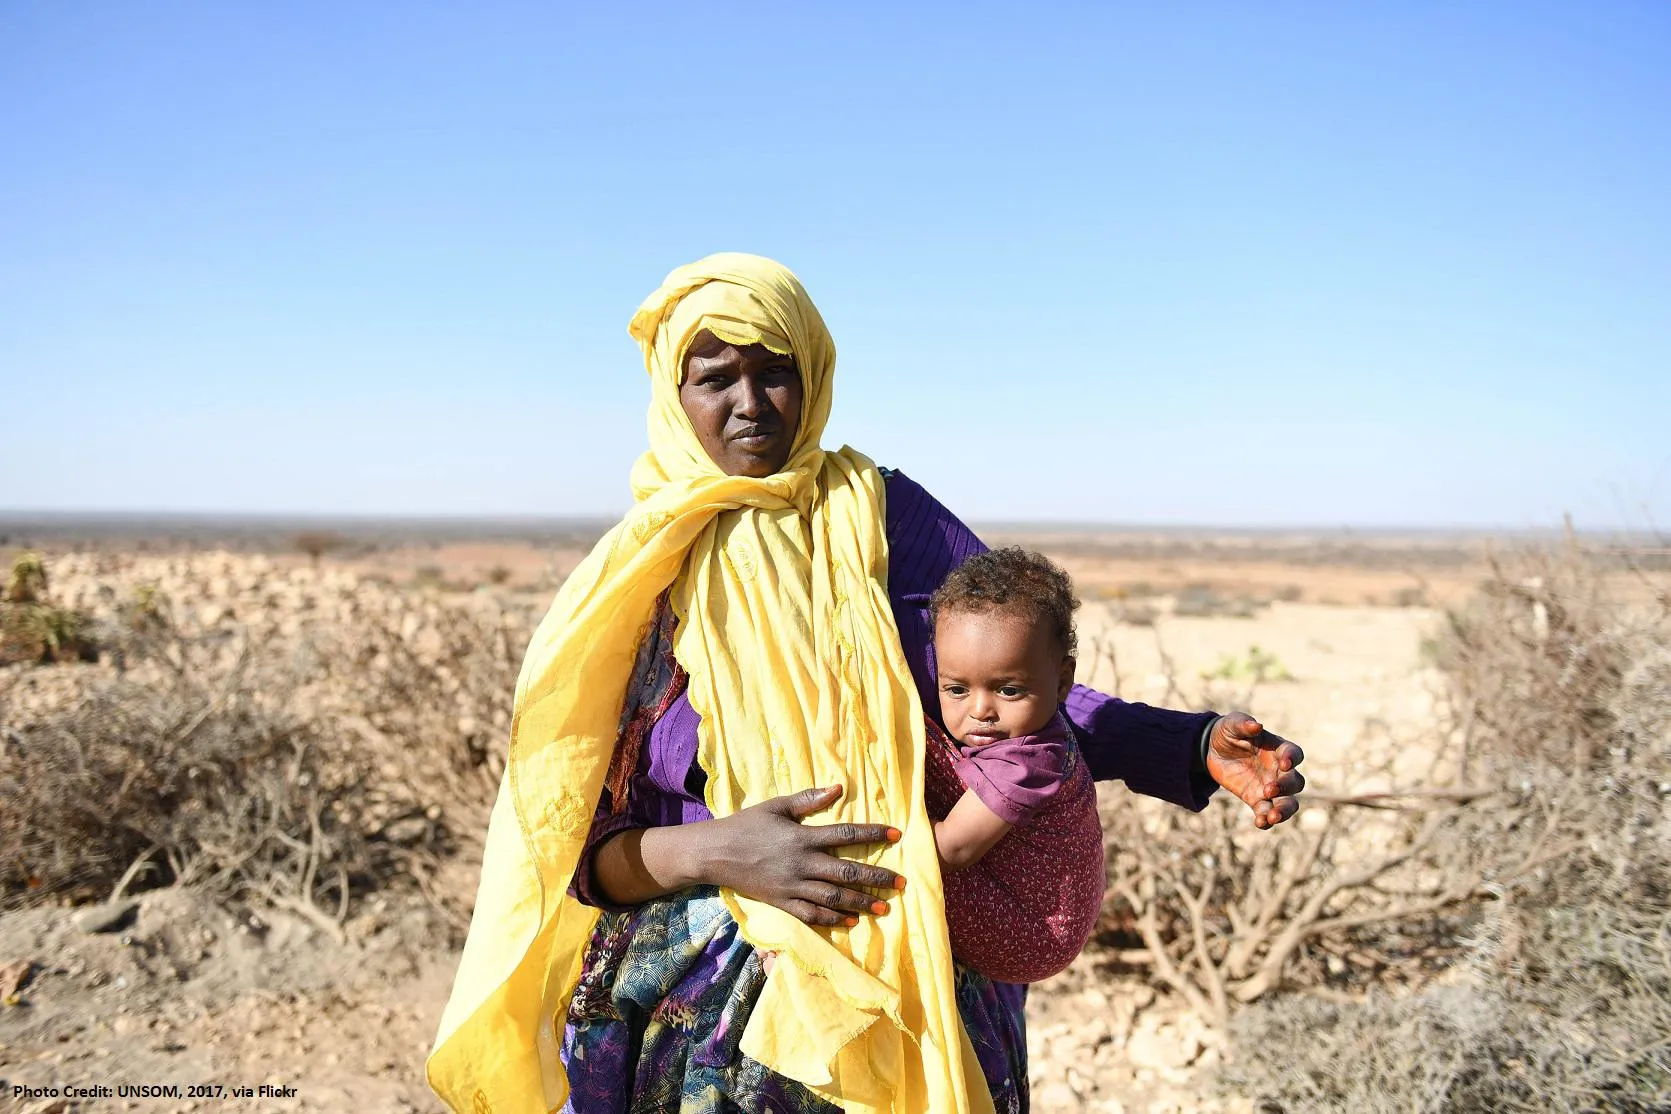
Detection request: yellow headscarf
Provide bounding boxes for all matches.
[426,254,990,1114]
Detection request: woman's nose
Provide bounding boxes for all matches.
[733,376,770,419]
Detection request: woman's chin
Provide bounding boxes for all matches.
[724,452,791,478]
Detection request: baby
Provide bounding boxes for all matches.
[926,547,1106,984]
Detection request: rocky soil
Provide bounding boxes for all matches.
[1,886,1244,1114]
[2,548,1443,1113]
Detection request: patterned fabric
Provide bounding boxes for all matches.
[925,718,1106,985]
[561,889,1028,1114]
[604,593,689,816]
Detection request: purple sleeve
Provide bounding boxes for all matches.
[569,808,641,912]
[884,469,1218,813]
[570,696,712,912]
[953,737,1069,826]
[1063,685,1218,811]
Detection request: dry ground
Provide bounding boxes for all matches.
[0,531,1564,1113]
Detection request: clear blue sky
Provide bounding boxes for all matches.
[3,2,1667,528]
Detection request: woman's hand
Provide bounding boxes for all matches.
[1205,712,1306,829]
[591,785,904,925]
[701,785,905,926]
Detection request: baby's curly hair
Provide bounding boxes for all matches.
[929,547,1079,658]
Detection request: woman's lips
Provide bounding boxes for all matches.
[731,430,779,449]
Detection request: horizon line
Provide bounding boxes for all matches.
[0,507,1659,542]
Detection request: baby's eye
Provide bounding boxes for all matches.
[998,686,1026,698]
[943,684,968,697]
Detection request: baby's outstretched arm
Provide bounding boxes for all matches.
[934,790,1013,871]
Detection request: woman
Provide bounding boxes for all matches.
[427,254,1305,1114]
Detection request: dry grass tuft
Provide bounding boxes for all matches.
[1,551,97,664]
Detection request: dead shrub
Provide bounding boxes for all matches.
[1220,846,1671,1112]
[0,553,534,936]
[1392,585,1429,608]
[1211,541,1671,1111]
[293,530,347,567]
[0,635,366,934]
[1172,584,1264,619]
[1098,774,1508,1030]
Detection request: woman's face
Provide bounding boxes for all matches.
[679,330,804,477]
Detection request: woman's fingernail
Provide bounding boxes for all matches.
[893,876,907,891]
[845,916,858,928]
[885,828,902,842]
[871,900,888,915]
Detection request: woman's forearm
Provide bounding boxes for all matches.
[588,788,904,921]
[591,823,713,906]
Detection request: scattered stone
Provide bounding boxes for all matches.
[1,957,37,1003]
[72,899,138,935]
[1035,1081,1080,1109]
[1125,1016,1204,1073]
[381,816,431,845]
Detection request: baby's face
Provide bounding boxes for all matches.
[935,607,1075,746]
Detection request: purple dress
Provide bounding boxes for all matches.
[560,470,1217,1114]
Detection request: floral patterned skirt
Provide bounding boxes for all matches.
[560,887,1029,1114]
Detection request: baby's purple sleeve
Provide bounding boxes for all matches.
[953,737,1070,826]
